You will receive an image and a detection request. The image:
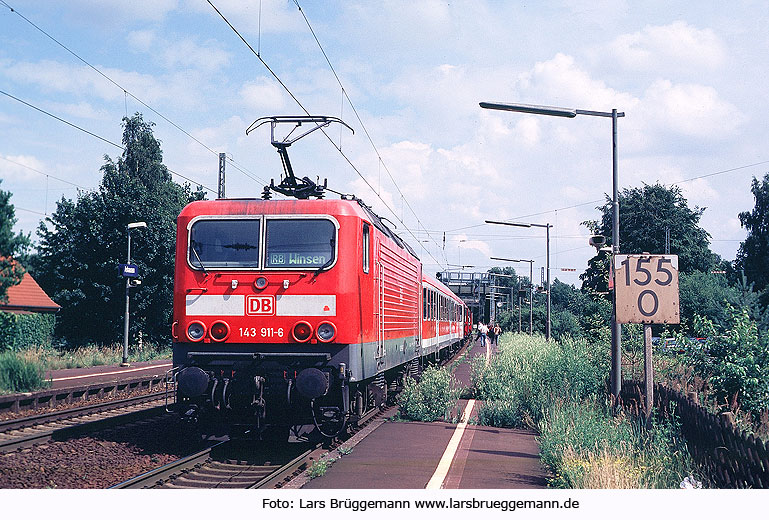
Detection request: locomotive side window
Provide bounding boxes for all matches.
[362,223,370,274]
[189,219,260,268]
[265,218,336,269]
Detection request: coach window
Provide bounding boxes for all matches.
[189,218,260,269]
[362,223,370,273]
[423,288,428,319]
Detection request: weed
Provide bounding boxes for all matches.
[307,458,334,480]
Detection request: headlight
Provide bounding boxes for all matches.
[186,321,206,342]
[316,321,336,342]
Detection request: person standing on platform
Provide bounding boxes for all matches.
[488,321,496,346]
[492,323,501,347]
[478,321,488,346]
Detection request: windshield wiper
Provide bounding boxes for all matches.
[312,255,335,280]
[190,241,208,275]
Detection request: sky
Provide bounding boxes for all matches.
[2,0,769,286]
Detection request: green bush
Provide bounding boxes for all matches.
[0,351,48,393]
[398,366,460,422]
[687,304,769,419]
[0,311,56,351]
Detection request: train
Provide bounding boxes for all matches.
[169,195,471,439]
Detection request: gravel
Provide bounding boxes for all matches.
[0,414,201,488]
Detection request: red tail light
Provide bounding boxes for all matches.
[292,321,313,342]
[210,321,230,342]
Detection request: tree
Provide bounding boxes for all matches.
[31,114,205,345]
[581,183,718,294]
[0,180,31,302]
[735,174,769,300]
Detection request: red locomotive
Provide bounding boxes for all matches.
[169,117,469,439]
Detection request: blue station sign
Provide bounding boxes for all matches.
[119,263,139,278]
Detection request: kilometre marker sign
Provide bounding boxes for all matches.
[614,254,680,324]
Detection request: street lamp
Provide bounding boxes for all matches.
[486,220,551,340]
[491,256,534,335]
[481,101,624,399]
[122,221,147,367]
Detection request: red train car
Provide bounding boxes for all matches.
[170,196,468,438]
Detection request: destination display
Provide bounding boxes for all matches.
[265,218,336,269]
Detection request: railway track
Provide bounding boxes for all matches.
[0,392,167,453]
[113,404,388,489]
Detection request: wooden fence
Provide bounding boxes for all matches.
[620,381,769,488]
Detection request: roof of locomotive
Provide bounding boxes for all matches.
[179,197,419,260]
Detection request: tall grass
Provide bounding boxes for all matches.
[0,343,171,394]
[471,334,607,427]
[0,351,48,393]
[472,333,703,488]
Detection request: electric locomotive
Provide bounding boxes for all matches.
[169,116,469,439]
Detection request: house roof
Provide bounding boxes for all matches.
[1,272,61,314]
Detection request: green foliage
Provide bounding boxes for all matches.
[471,334,608,426]
[0,179,31,303]
[688,304,769,419]
[0,312,56,351]
[397,365,460,422]
[581,183,718,293]
[306,458,333,479]
[474,334,701,488]
[0,351,48,393]
[30,114,206,345]
[736,174,769,299]
[678,271,741,333]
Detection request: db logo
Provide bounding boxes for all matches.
[246,295,275,316]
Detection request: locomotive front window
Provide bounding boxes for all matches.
[265,219,336,269]
[189,219,260,268]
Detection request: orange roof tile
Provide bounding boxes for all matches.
[1,272,61,314]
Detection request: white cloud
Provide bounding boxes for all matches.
[609,21,727,72]
[0,155,47,182]
[640,79,743,138]
[517,53,639,111]
[239,78,287,112]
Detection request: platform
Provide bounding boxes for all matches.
[301,337,549,489]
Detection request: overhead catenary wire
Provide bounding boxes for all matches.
[207,0,447,269]
[0,89,217,194]
[0,0,270,189]
[292,0,446,264]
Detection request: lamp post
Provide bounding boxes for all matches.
[122,221,147,367]
[480,101,624,399]
[491,256,534,335]
[486,220,551,340]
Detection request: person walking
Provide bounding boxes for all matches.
[488,321,497,346]
[492,323,501,347]
[478,321,488,346]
